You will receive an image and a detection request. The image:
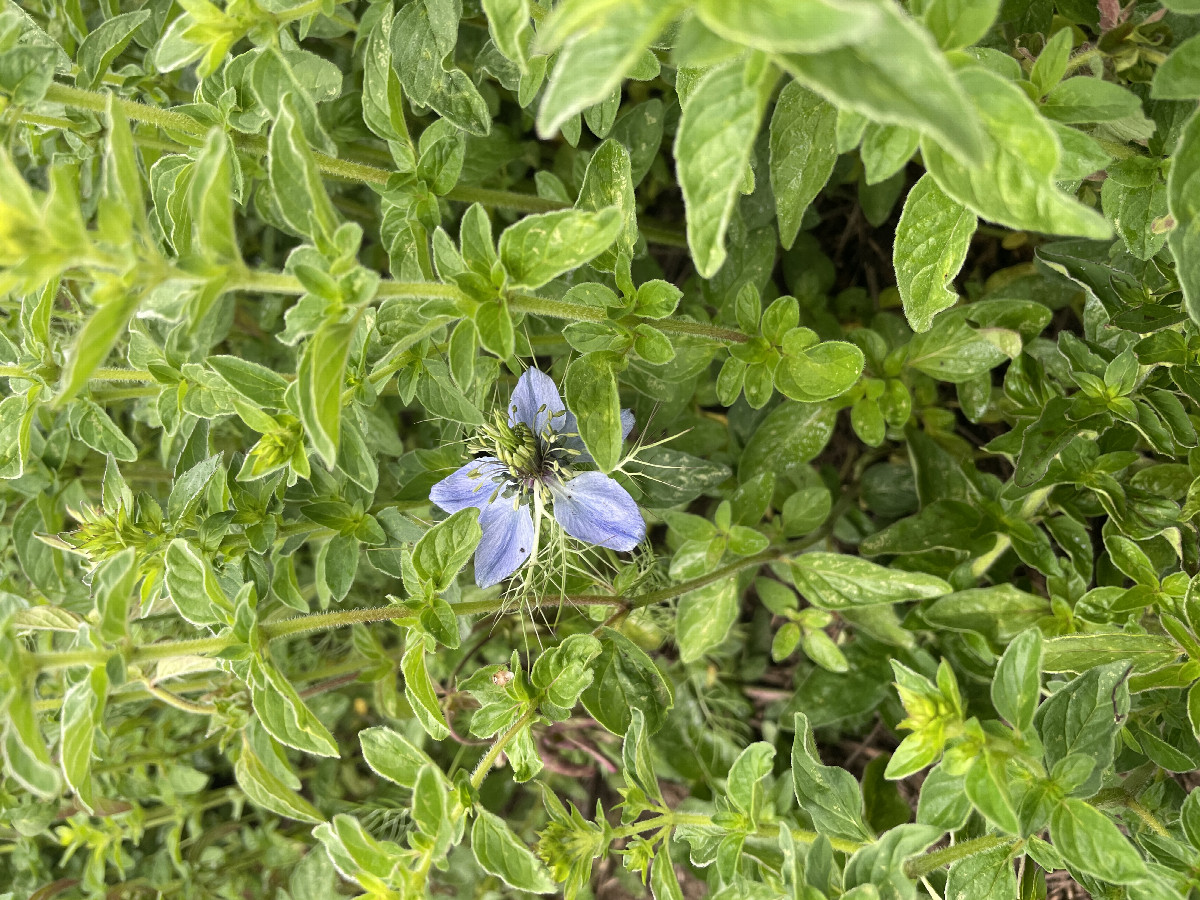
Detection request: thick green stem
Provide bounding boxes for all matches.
[638,222,689,249]
[759,822,864,855]
[30,634,232,673]
[609,813,709,838]
[449,594,616,617]
[451,538,810,620]
[445,184,564,215]
[1123,797,1170,838]
[44,82,210,138]
[903,835,1016,880]
[508,292,608,324]
[87,386,159,401]
[1094,788,1171,837]
[259,604,408,640]
[36,656,372,714]
[372,280,462,300]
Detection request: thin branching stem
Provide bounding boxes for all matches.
[32,83,689,247]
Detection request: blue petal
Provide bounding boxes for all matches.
[430,458,508,513]
[508,368,566,436]
[550,472,645,551]
[475,500,535,588]
[561,409,635,462]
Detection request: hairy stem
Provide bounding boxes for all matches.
[29,492,851,673]
[610,812,868,855]
[259,604,409,640]
[903,834,1016,880]
[142,681,218,716]
[227,267,748,343]
[34,83,689,246]
[471,707,537,789]
[0,365,152,382]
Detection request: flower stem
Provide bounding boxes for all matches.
[529,489,545,571]
[27,606,405,673]
[29,634,232,673]
[453,493,848,618]
[445,184,564,215]
[43,82,206,137]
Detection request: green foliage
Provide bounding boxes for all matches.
[0,1,1197,898]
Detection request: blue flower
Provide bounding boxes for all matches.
[430,368,644,588]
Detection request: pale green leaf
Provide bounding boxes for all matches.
[1169,109,1200,325]
[774,341,864,402]
[894,174,977,332]
[676,576,738,662]
[499,208,622,289]
[769,81,838,249]
[563,352,622,473]
[1050,799,1147,884]
[402,640,450,740]
[298,315,357,469]
[1152,33,1200,100]
[676,58,775,277]
[164,538,231,627]
[234,743,325,824]
[471,809,557,893]
[792,712,873,842]
[778,2,984,165]
[536,0,681,137]
[789,553,952,610]
[78,10,150,90]
[695,0,880,53]
[268,94,338,243]
[922,68,1111,239]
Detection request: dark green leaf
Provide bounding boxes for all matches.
[580,627,674,735]
[793,712,874,842]
[563,352,623,473]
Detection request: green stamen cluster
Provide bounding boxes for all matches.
[476,409,543,475]
[468,406,582,485]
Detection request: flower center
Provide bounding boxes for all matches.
[467,407,583,498]
[470,410,547,479]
